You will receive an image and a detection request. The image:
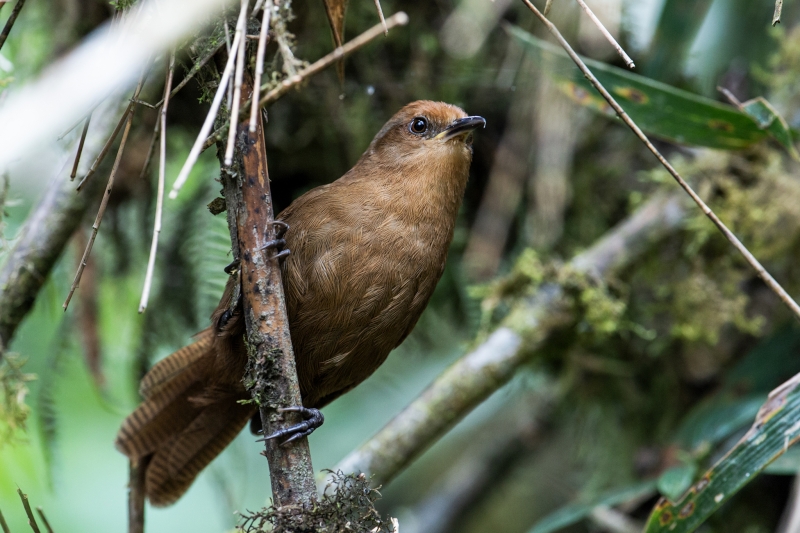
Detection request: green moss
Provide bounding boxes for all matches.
[238,471,395,533]
[0,353,35,446]
[630,147,800,360]
[475,249,630,341]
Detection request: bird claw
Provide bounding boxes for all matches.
[260,238,286,251]
[223,259,240,275]
[272,220,289,238]
[257,406,324,446]
[260,236,290,261]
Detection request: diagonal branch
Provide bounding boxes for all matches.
[63,74,146,311]
[522,0,800,322]
[0,0,25,52]
[0,97,120,353]
[330,192,687,487]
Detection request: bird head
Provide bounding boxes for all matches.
[365,101,486,169]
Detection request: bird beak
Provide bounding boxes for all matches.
[435,116,486,141]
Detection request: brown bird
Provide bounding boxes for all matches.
[115,100,485,506]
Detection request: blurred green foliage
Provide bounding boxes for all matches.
[2,0,800,533]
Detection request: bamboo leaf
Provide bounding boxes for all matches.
[506,25,798,154]
[644,372,800,533]
[739,97,800,160]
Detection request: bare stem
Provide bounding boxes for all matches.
[168,5,247,200]
[373,0,388,35]
[69,114,92,180]
[139,53,175,313]
[225,0,249,166]
[77,71,149,192]
[64,82,138,311]
[773,0,783,26]
[17,489,41,533]
[249,0,273,133]
[137,118,160,182]
[522,0,800,322]
[574,0,634,69]
[0,0,25,52]
[127,457,149,533]
[34,508,54,533]
[202,12,409,151]
[0,507,8,533]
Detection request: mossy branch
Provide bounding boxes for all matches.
[0,99,119,354]
[220,68,316,507]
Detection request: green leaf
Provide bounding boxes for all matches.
[657,463,698,503]
[505,25,798,154]
[739,97,800,160]
[528,480,657,533]
[644,372,800,533]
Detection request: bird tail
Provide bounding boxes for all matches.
[115,329,255,506]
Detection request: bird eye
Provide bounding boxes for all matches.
[409,117,428,134]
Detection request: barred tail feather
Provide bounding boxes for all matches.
[115,331,256,506]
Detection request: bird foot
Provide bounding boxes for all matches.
[272,220,289,238]
[259,238,290,261]
[223,259,240,275]
[257,406,324,446]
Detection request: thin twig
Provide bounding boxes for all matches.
[249,0,272,132]
[373,0,388,35]
[77,72,148,192]
[17,488,41,533]
[35,507,54,533]
[773,0,783,26]
[224,18,233,106]
[0,0,26,52]
[168,4,247,200]
[57,117,84,140]
[130,99,157,110]
[153,41,225,108]
[225,0,249,166]
[574,0,634,68]
[138,118,160,182]
[543,0,553,15]
[0,506,9,533]
[717,85,743,107]
[139,53,175,313]
[64,89,137,311]
[202,12,409,151]
[69,114,92,180]
[127,457,149,533]
[223,11,232,53]
[522,0,800,321]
